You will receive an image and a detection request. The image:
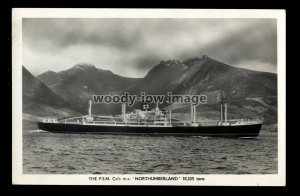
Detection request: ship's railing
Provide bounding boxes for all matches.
[54,114,262,126]
[171,118,263,126]
[37,117,58,123]
[197,118,263,123]
[64,121,82,124]
[88,120,171,126]
[57,115,87,122]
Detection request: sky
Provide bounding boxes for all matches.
[23,18,277,78]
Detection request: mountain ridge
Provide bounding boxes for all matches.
[37,63,141,113]
[127,55,277,99]
[25,55,277,123]
[22,66,81,120]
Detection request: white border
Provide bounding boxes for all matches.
[12,8,286,186]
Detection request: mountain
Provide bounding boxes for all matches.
[37,63,141,113]
[126,55,277,124]
[23,66,64,108]
[128,55,277,99]
[36,70,59,86]
[23,66,82,129]
[33,56,277,124]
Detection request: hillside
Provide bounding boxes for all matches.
[37,64,141,113]
[22,66,81,129]
[29,55,277,124]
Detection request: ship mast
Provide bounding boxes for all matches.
[169,109,172,125]
[121,103,126,122]
[88,100,92,117]
[86,100,94,123]
[224,98,228,123]
[220,98,223,121]
[190,104,196,123]
[154,102,159,124]
[190,105,193,123]
[193,106,196,123]
[219,92,228,124]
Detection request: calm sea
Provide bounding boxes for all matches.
[23,128,277,174]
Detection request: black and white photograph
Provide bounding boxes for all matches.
[12,9,286,186]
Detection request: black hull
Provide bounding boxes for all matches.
[37,122,262,138]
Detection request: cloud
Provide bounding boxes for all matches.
[23,18,277,77]
[204,19,277,67]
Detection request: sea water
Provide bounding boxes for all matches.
[23,128,277,174]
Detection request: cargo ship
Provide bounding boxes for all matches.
[37,98,262,138]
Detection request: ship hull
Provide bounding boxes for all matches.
[38,122,262,138]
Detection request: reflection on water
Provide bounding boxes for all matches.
[23,129,277,174]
